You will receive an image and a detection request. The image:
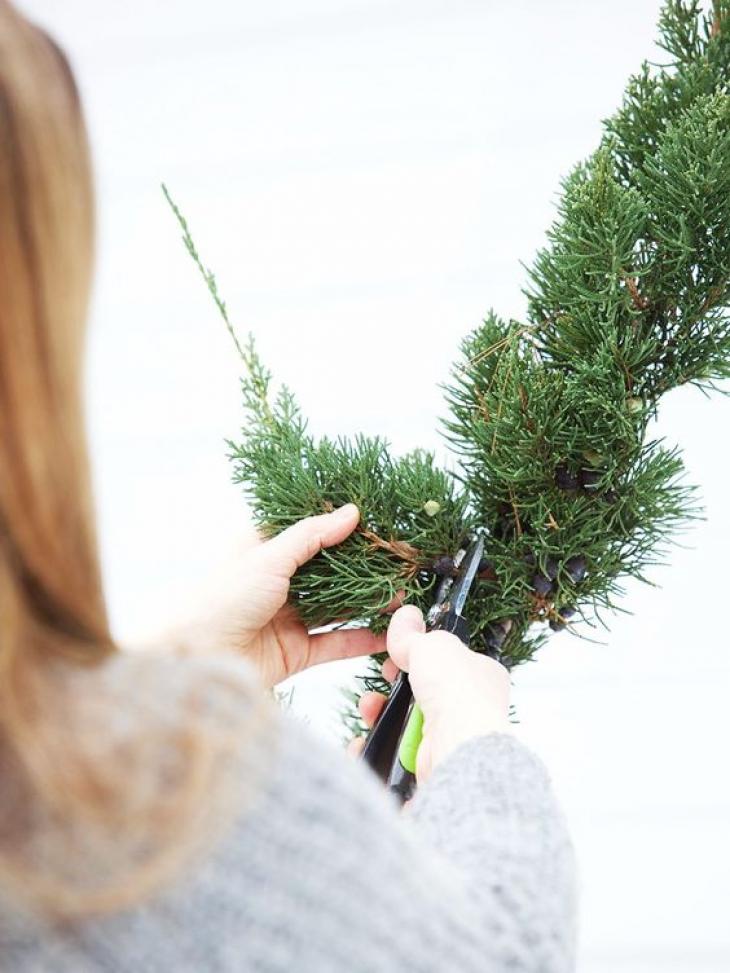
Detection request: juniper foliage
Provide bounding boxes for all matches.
[166,2,730,730]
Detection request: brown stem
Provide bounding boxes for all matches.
[358,528,422,580]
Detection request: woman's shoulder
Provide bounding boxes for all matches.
[74,648,263,730]
[59,648,275,797]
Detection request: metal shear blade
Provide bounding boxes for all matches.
[427,534,485,629]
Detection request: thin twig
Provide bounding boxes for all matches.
[161,184,249,363]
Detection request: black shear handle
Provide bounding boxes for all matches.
[360,670,412,783]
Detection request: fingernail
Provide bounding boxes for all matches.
[335,503,359,520]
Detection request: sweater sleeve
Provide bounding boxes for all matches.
[2,656,576,972]
[406,733,578,969]
[86,711,574,972]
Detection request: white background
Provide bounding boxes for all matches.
[18,1,730,970]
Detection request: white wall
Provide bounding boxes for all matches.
[18,2,730,969]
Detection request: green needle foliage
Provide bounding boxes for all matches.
[165,1,730,729]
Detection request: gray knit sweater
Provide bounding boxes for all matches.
[0,652,576,971]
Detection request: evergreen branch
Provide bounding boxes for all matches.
[165,1,730,736]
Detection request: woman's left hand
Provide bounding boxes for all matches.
[173,504,388,688]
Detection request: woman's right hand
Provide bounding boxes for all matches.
[351,605,512,784]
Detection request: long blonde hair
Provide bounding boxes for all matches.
[0,1,270,920]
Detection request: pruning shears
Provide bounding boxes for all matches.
[361,534,486,804]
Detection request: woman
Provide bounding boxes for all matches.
[0,2,576,969]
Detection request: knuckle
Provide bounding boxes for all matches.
[475,653,510,686]
[298,516,325,557]
[425,630,466,653]
[306,534,324,561]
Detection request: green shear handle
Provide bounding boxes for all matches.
[386,610,471,803]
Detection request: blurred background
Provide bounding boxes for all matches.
[20,1,729,969]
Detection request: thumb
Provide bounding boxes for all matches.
[386,605,426,671]
[259,504,360,577]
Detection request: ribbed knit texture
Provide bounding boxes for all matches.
[0,652,576,971]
